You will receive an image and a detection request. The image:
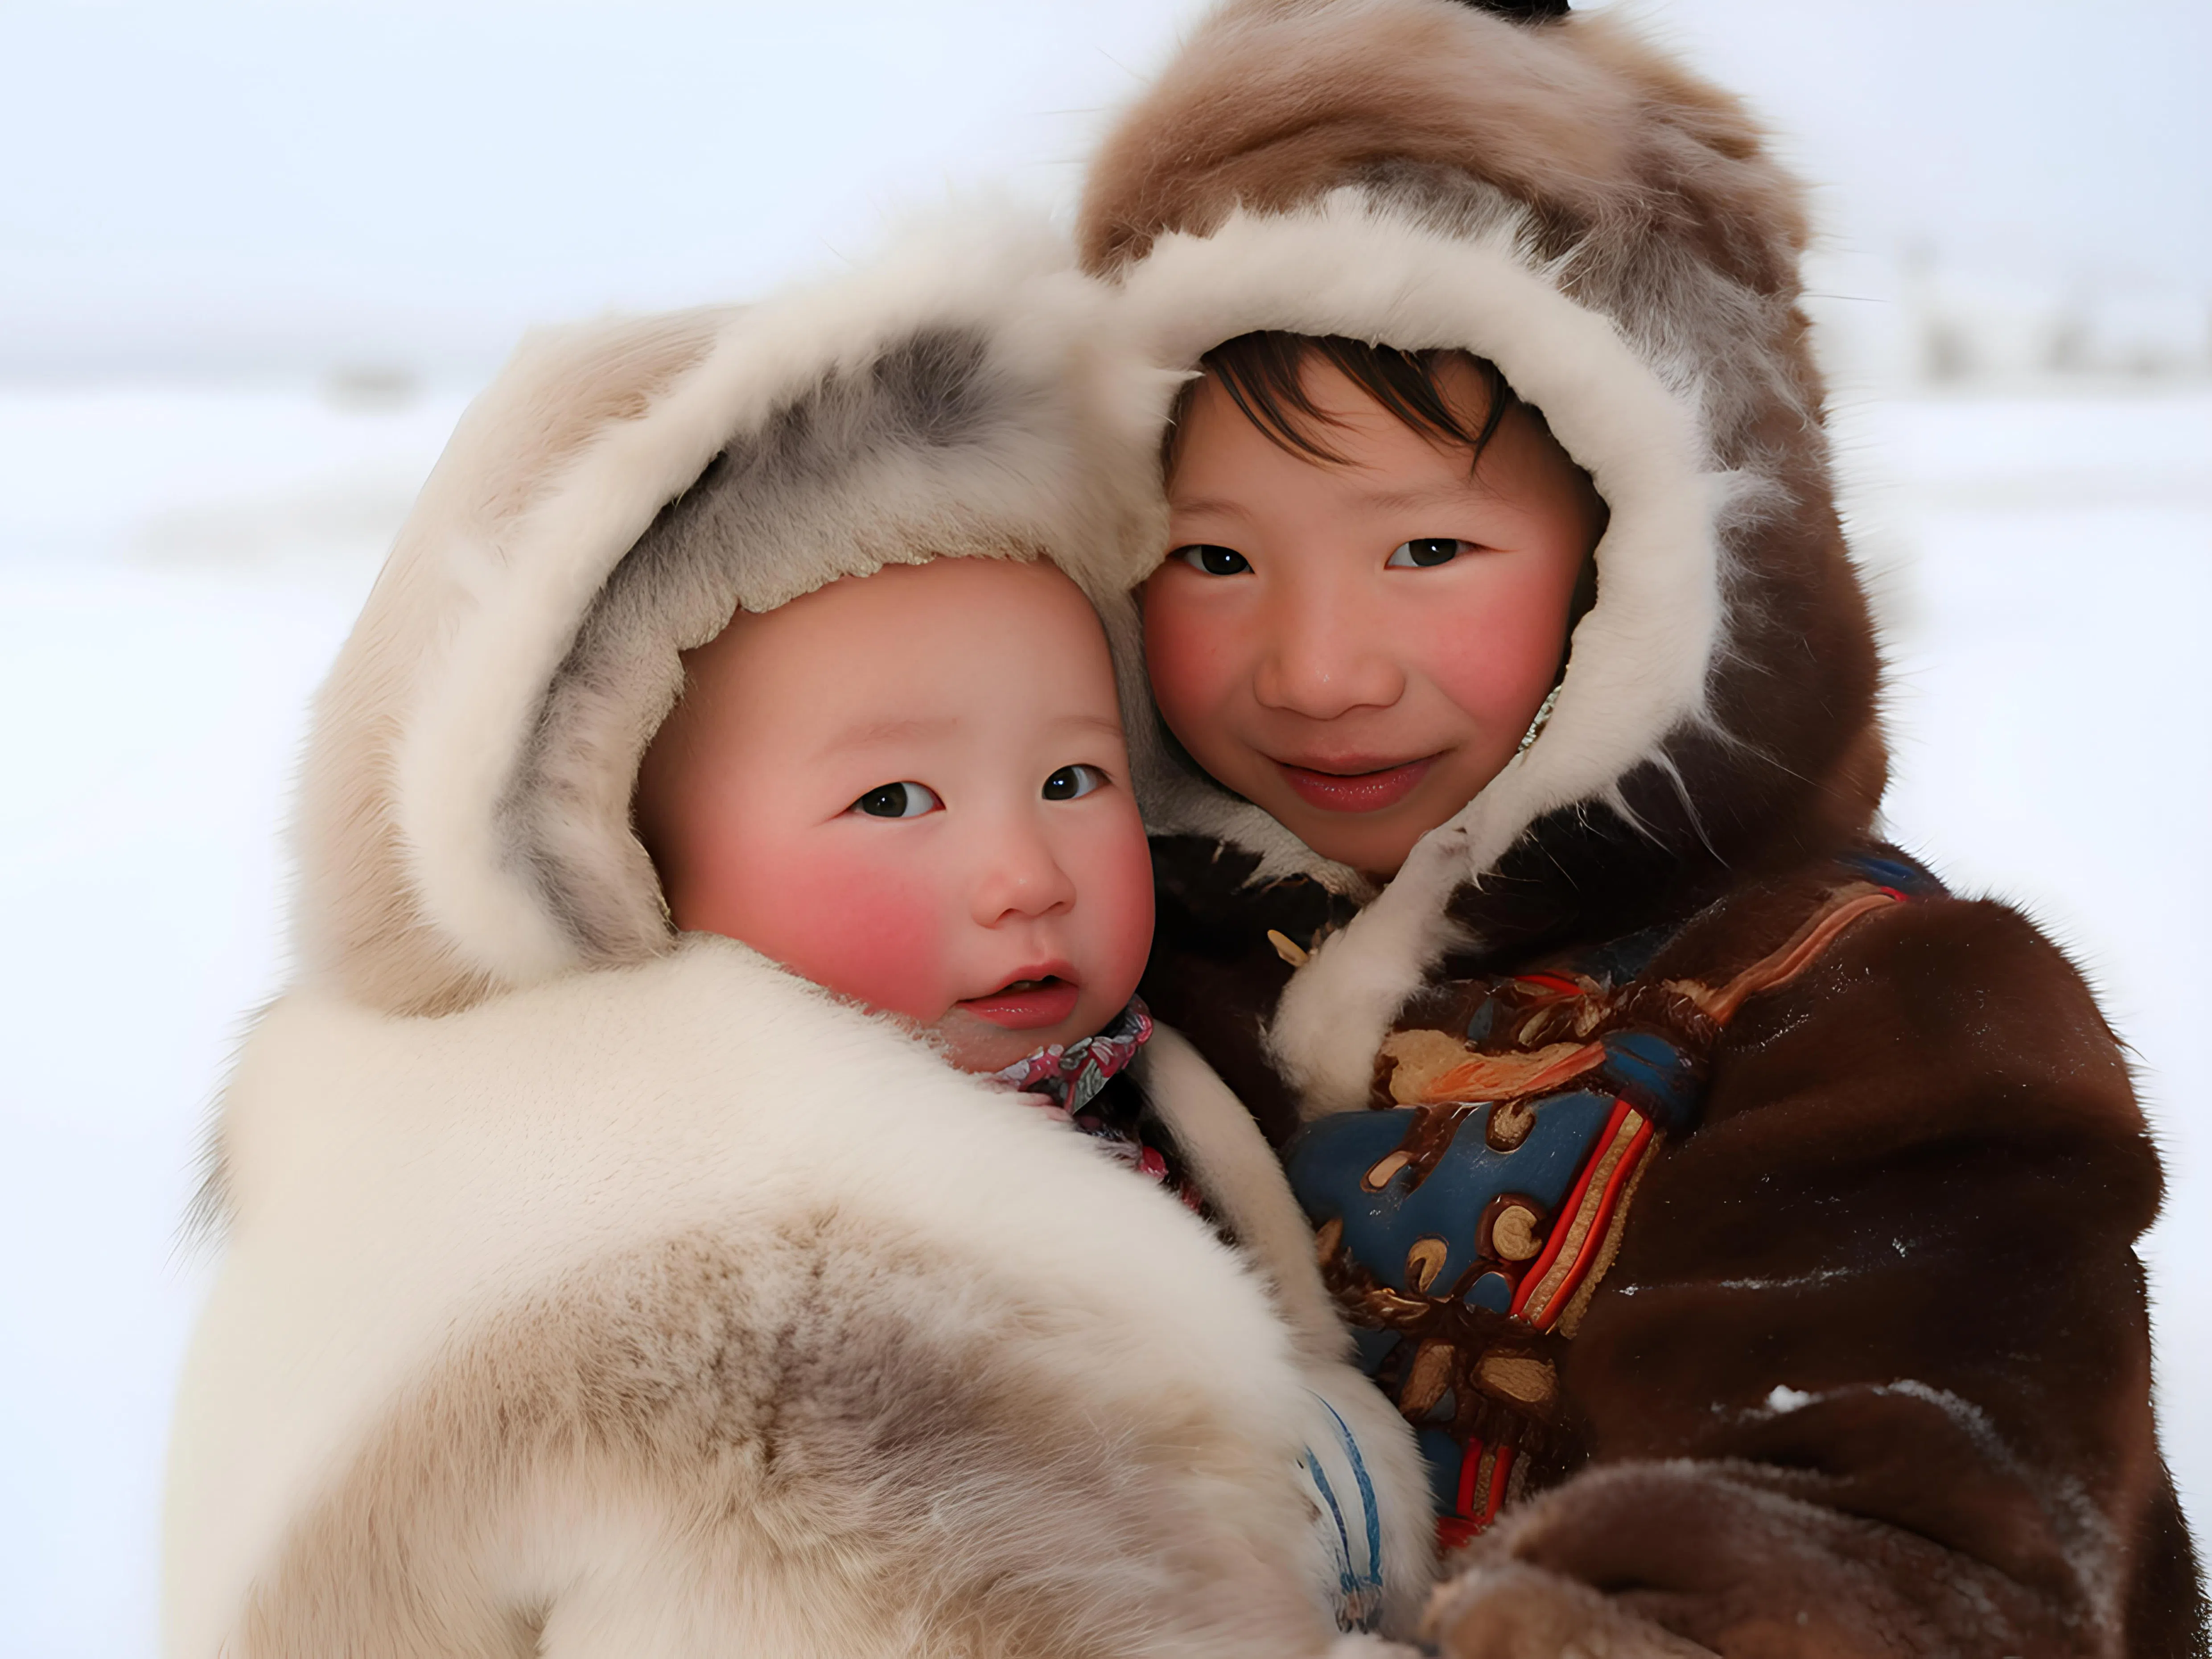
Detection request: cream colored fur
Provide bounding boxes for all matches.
[1101,197,1727,1113]
[170,209,1433,1655]
[169,945,1396,1657]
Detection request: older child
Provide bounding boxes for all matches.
[1079,1,2201,1654]
[161,222,1430,1658]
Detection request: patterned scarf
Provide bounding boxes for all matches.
[992,1000,1207,1214]
[991,998,1153,1116]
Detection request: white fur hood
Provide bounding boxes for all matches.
[288,209,1166,1020]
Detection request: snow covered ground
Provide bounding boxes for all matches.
[0,379,2206,1654]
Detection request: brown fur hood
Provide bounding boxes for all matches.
[1079,0,1886,1113]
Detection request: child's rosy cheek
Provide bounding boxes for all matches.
[1143,594,1235,728]
[741,846,950,1023]
[1418,584,1563,717]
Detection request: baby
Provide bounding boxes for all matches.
[163,224,1436,1659]
[634,554,1182,1176]
[636,549,1401,1626]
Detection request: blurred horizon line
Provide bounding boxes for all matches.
[5,245,2201,396]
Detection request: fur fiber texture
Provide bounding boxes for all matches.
[1075,1,2202,1652]
[167,210,1434,1657]
[1098,194,1732,1112]
[171,946,1363,1659]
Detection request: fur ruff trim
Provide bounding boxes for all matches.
[1105,198,1727,1112]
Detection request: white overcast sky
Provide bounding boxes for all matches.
[2,0,2205,376]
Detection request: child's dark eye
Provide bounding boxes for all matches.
[1041,764,1108,801]
[849,781,942,819]
[1385,537,1467,569]
[1174,544,1251,577]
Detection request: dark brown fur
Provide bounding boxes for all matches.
[1148,850,2205,1655]
[1090,1,2200,1650]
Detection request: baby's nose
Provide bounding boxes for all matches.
[971,820,1078,924]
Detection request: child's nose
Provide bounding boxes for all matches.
[969,814,1078,925]
[1252,590,1405,719]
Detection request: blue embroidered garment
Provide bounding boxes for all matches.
[1283,858,1940,1543]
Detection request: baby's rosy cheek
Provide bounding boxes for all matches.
[1099,832,1158,988]
[741,845,950,1023]
[1071,807,1157,1012]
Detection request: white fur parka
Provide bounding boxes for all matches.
[161,216,1433,1659]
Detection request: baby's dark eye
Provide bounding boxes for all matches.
[1385,537,1467,569]
[849,781,942,819]
[1174,544,1251,577]
[1042,764,1108,802]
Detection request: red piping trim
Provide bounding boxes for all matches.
[1510,1098,1632,1319]
[1530,1118,1655,1329]
[1481,1445,1515,1524]
[1455,1437,1485,1517]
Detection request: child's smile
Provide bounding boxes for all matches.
[1145,353,1605,877]
[1270,753,1440,815]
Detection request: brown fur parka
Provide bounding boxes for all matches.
[1077,2,2203,1653]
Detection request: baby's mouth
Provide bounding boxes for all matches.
[958,974,1081,1030]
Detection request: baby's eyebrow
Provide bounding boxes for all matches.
[820,715,955,755]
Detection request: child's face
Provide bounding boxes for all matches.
[637,557,1154,1073]
[1145,355,1605,877]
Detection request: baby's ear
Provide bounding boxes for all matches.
[1447,0,1571,20]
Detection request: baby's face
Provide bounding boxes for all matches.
[1145,356,1604,877]
[638,557,1154,1073]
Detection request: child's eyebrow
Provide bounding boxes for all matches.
[1345,482,1490,512]
[1169,482,1487,520]
[821,716,956,755]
